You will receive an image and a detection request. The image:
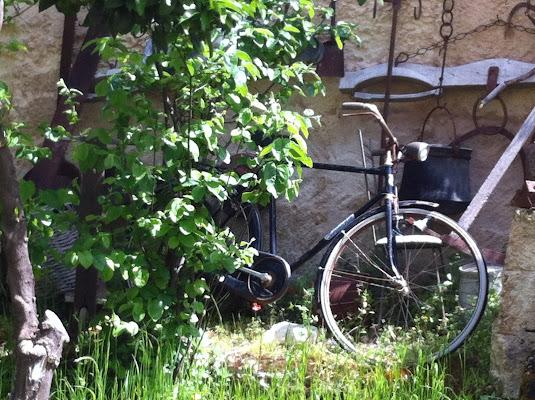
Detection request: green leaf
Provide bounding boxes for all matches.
[191,186,207,203]
[132,163,147,179]
[135,0,148,15]
[65,250,79,268]
[132,267,149,287]
[6,40,27,52]
[148,298,164,321]
[283,25,300,33]
[168,236,180,249]
[94,80,109,97]
[179,219,196,235]
[102,263,114,281]
[179,233,197,248]
[106,206,124,222]
[261,163,278,197]
[133,299,145,322]
[193,301,204,314]
[79,250,94,268]
[101,233,111,249]
[335,36,343,50]
[19,180,35,203]
[93,253,107,271]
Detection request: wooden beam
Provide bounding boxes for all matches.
[458,106,535,231]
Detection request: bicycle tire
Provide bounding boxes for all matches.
[207,196,263,252]
[317,207,487,363]
[207,196,263,314]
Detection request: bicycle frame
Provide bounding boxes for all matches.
[221,102,435,303]
[267,154,397,273]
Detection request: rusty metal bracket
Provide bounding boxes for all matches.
[511,180,535,209]
[473,96,508,131]
[505,1,535,37]
[487,66,500,93]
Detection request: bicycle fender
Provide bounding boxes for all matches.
[398,200,439,209]
[316,200,440,297]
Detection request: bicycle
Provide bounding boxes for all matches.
[211,102,488,363]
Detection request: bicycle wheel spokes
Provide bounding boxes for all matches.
[319,208,487,364]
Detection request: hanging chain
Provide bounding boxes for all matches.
[437,0,454,95]
[396,17,535,66]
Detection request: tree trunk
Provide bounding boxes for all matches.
[0,124,69,400]
[22,17,108,324]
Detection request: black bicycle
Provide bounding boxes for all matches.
[211,102,488,363]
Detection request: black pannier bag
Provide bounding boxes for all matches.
[399,105,472,215]
[399,145,472,215]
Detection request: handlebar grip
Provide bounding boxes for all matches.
[341,102,398,146]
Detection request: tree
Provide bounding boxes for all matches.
[0,20,70,400]
[1,0,362,397]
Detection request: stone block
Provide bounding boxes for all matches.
[495,271,535,335]
[491,333,526,399]
[504,210,535,272]
[262,321,319,345]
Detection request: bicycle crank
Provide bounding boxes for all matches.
[221,251,291,304]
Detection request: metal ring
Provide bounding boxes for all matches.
[472,96,508,131]
[443,0,454,12]
[441,12,453,24]
[440,23,454,39]
[419,104,458,143]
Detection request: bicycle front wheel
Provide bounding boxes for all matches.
[318,207,487,363]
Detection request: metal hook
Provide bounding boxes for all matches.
[505,1,535,37]
[414,0,422,19]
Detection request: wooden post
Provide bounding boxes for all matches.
[458,106,535,231]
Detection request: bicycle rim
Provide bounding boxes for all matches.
[318,208,487,364]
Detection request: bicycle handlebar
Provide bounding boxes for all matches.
[341,102,398,146]
[342,102,429,162]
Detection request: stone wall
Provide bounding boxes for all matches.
[276,0,535,271]
[1,2,534,268]
[491,210,535,398]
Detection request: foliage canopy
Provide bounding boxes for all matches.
[1,0,362,339]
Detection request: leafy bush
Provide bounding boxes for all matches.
[3,0,361,340]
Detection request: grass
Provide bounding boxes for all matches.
[50,331,456,400]
[0,289,503,399]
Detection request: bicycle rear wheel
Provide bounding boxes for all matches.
[318,207,487,363]
[206,195,263,315]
